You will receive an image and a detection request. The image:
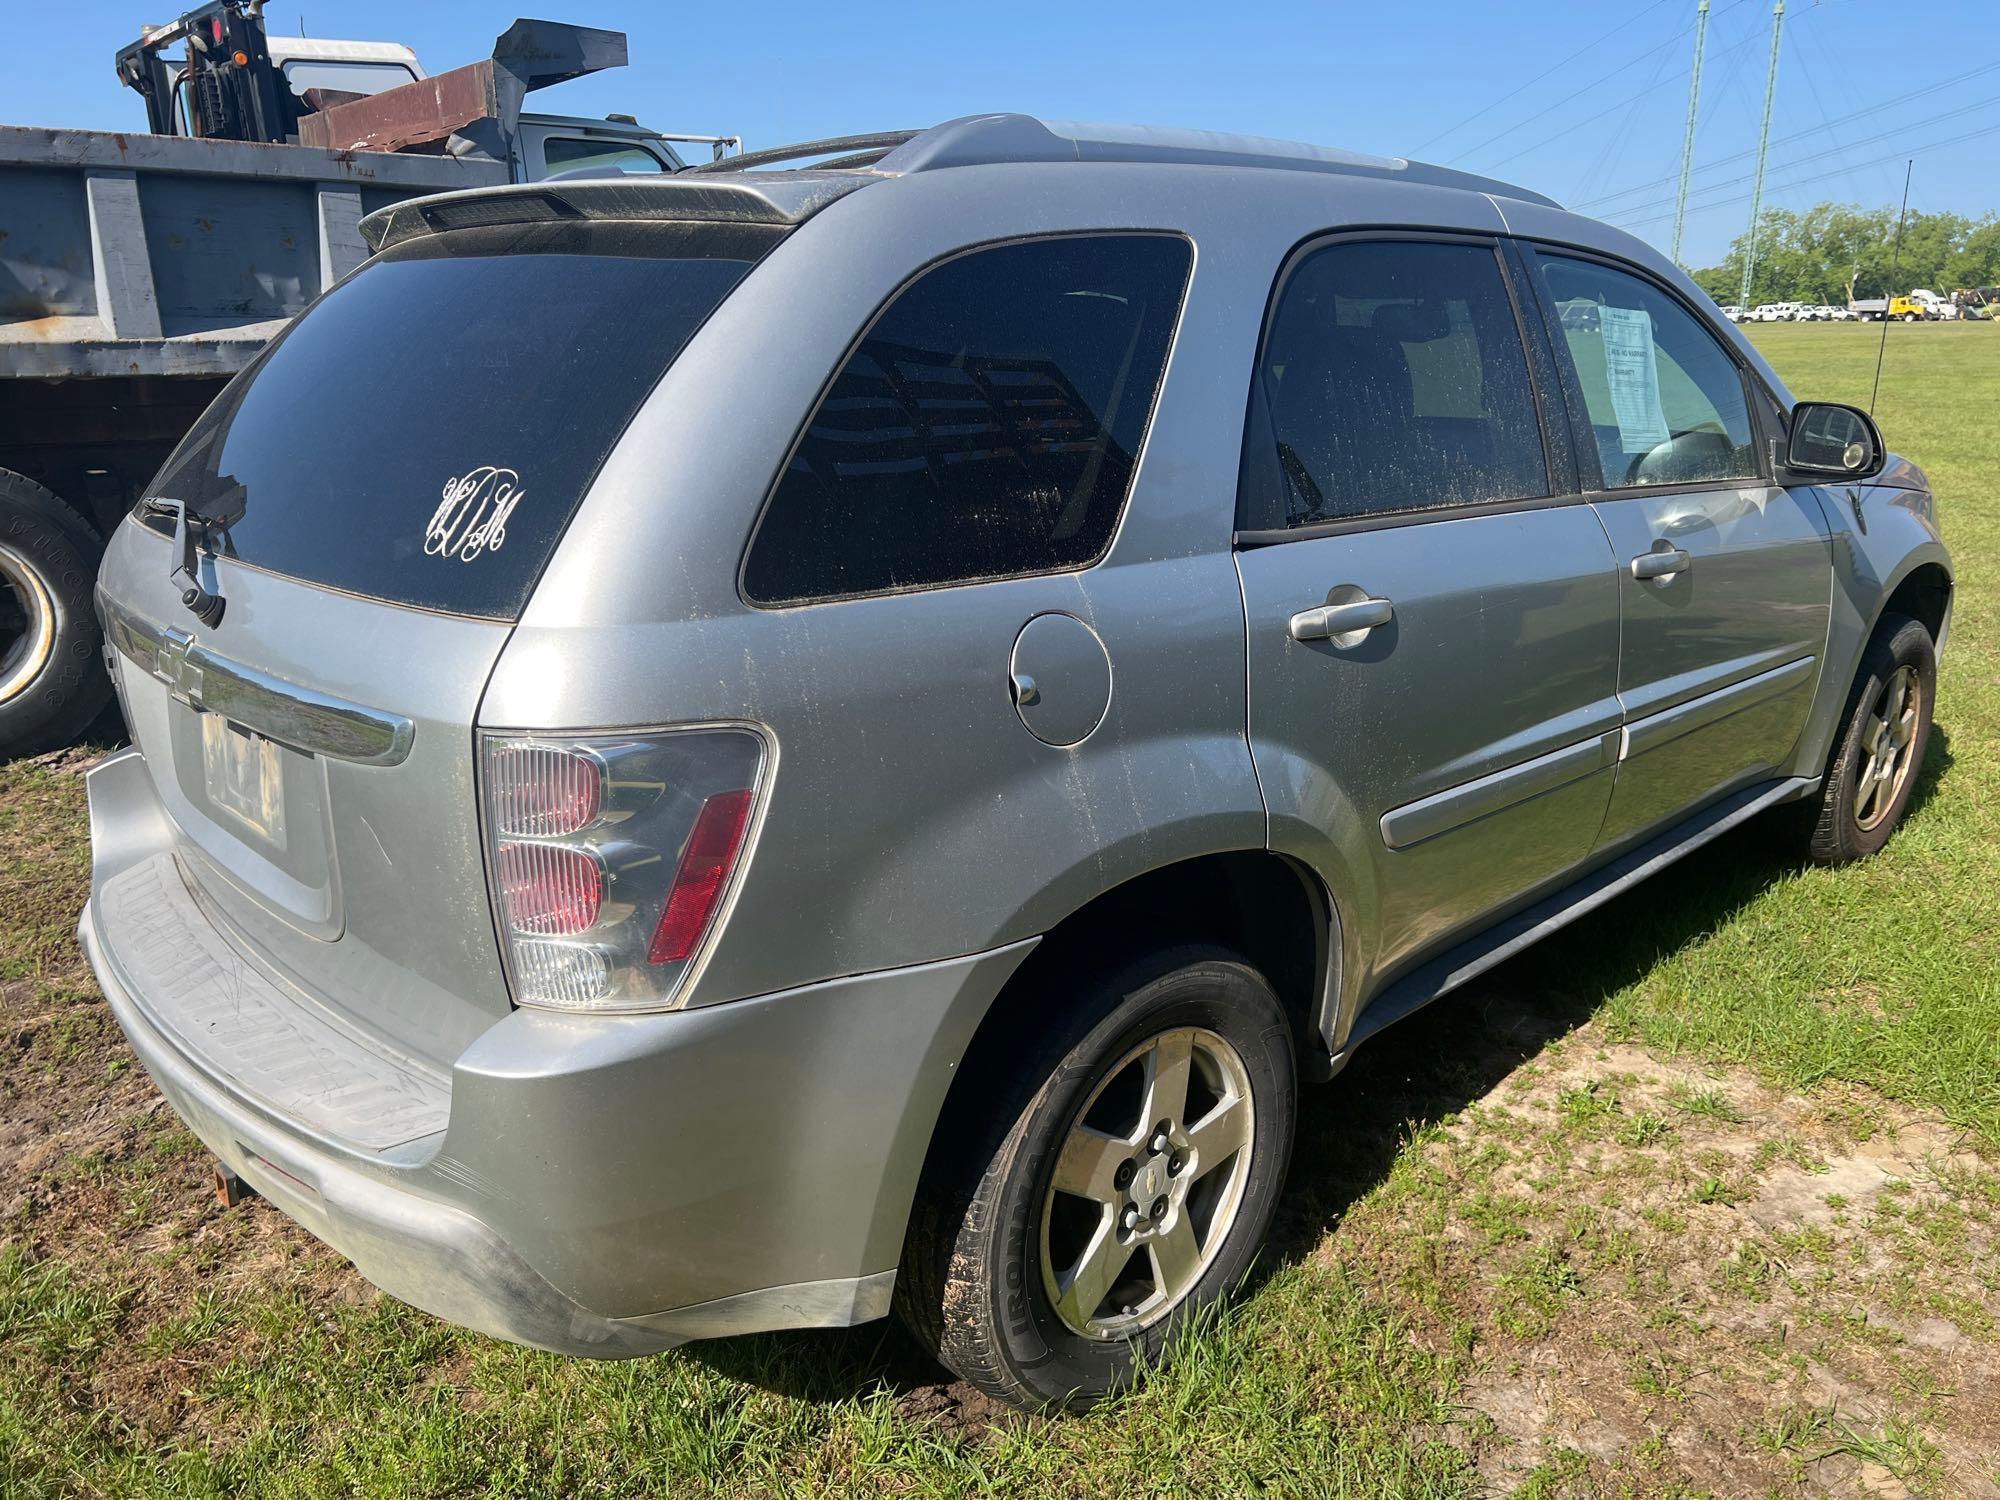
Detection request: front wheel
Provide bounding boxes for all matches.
[1797,613,1936,865]
[897,948,1297,1410]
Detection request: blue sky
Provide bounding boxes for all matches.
[16,0,1999,266]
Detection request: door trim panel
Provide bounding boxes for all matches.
[1622,654,1817,761]
[1381,729,1621,850]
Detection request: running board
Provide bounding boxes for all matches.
[1316,775,1818,1078]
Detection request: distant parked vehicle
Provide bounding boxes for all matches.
[1720,304,1746,322]
[1908,290,1958,321]
[1850,295,1930,322]
[1747,303,1799,322]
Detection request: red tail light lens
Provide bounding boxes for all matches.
[489,744,601,836]
[498,841,603,934]
[481,730,767,1012]
[648,788,755,964]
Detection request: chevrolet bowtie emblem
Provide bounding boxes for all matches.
[147,627,206,709]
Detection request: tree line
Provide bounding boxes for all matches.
[1687,202,2000,306]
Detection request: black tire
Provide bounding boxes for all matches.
[0,468,111,758]
[1796,613,1936,866]
[897,946,1297,1410]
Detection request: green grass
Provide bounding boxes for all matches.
[3,320,1998,1494]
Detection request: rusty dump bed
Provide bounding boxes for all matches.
[0,124,503,380]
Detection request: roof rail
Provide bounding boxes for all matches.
[698,113,1559,208]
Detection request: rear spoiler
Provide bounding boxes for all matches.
[297,18,622,164]
[359,175,870,254]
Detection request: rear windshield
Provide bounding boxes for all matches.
[142,219,779,619]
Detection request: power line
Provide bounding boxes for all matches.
[1574,16,1682,203]
[1412,0,1679,155]
[1595,91,2000,221]
[1478,26,1765,174]
[1445,2,1756,167]
[1611,116,2000,229]
[1574,58,2000,208]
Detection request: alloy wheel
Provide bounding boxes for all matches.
[1853,664,1922,831]
[1039,1026,1256,1340]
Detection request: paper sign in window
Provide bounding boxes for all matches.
[1597,305,1670,453]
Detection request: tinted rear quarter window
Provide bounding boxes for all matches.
[144,219,779,618]
[1241,238,1548,531]
[741,233,1193,606]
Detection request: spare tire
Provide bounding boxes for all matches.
[0,468,112,756]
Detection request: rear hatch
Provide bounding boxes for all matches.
[97,213,783,1070]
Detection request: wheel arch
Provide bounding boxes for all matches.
[910,848,1337,1207]
[1876,558,1953,654]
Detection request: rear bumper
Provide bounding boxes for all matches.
[81,748,1035,1357]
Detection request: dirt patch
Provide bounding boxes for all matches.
[1387,1035,2000,1496]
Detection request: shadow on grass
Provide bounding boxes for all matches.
[686,727,1961,1407]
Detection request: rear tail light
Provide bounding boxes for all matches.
[480,728,768,1012]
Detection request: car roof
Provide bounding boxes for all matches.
[362,112,1560,253]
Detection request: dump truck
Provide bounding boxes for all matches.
[0,3,734,753]
[1847,293,1932,322]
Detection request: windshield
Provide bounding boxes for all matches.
[143,219,779,619]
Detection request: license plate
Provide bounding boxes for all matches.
[201,712,288,849]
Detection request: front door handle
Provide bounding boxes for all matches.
[1631,546,1691,581]
[1289,596,1394,644]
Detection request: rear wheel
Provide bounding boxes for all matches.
[0,469,111,757]
[897,948,1296,1410]
[1796,613,1935,865]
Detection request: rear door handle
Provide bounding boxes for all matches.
[1631,547,1691,581]
[1288,596,1394,644]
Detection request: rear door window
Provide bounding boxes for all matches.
[143,219,779,619]
[1240,237,1549,530]
[741,233,1192,606]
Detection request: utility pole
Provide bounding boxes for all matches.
[1738,0,1786,308]
[1670,0,1711,267]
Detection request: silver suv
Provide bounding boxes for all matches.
[81,115,1953,1411]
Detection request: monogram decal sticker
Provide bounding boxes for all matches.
[426,466,524,562]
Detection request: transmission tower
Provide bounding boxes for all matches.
[1739,0,1786,307]
[1670,0,1711,266]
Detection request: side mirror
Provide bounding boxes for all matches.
[1786,401,1885,479]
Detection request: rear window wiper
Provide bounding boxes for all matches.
[142,497,226,627]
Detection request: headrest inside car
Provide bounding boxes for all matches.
[1370,301,1452,343]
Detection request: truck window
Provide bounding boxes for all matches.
[280,59,418,100]
[542,138,671,176]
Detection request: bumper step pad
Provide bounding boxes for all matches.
[95,854,450,1151]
